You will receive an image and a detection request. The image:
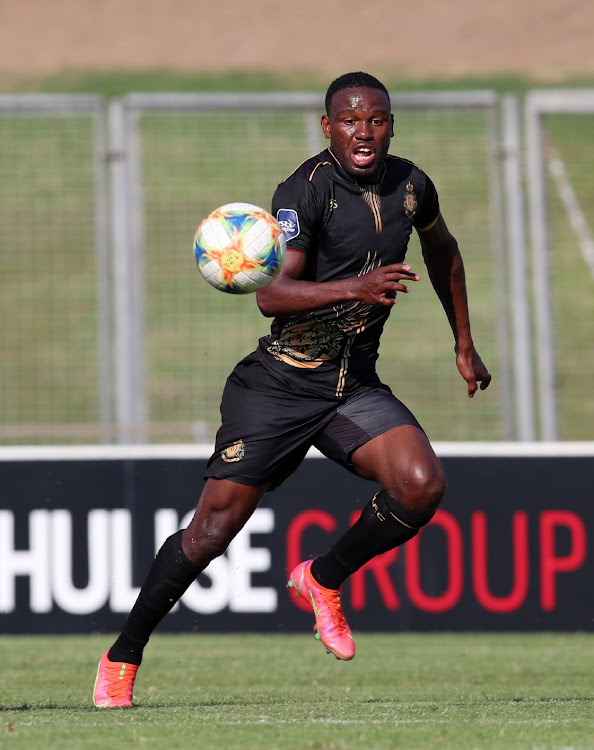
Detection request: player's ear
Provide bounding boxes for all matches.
[390,114,395,138]
[321,114,331,140]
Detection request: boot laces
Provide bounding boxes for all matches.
[103,661,135,701]
[318,588,349,634]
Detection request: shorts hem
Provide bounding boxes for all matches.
[202,471,267,488]
[345,417,424,465]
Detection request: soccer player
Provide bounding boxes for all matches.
[93,71,491,707]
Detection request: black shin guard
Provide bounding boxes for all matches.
[108,530,202,665]
[311,490,433,590]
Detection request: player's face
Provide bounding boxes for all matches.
[322,87,394,184]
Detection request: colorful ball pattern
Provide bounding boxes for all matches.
[193,202,287,294]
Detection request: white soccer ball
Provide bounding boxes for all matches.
[193,202,286,294]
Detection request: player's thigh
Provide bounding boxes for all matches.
[351,423,444,491]
[315,386,445,503]
[353,424,445,516]
[314,385,422,471]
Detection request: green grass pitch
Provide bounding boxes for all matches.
[0,633,592,749]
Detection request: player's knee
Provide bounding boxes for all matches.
[182,517,234,566]
[182,480,266,567]
[389,458,446,519]
[413,461,446,514]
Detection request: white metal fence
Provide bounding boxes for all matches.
[0,95,110,442]
[525,90,594,441]
[1,90,591,444]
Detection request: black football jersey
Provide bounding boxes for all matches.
[255,148,440,399]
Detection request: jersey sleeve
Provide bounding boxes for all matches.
[412,171,440,231]
[271,169,325,254]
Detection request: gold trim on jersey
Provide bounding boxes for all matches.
[335,336,355,397]
[330,251,378,395]
[308,161,332,182]
[417,213,440,232]
[360,184,382,233]
[334,312,370,398]
[280,158,331,184]
[273,353,325,369]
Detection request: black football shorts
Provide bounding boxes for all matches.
[204,352,422,490]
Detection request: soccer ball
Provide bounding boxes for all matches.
[193,202,286,294]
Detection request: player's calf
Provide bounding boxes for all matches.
[311,490,437,591]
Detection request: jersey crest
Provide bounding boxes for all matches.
[404,181,418,219]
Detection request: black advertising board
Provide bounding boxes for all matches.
[0,446,592,633]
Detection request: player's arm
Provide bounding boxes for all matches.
[256,249,418,317]
[417,212,491,397]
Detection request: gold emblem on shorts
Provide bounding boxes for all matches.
[221,439,245,462]
[404,181,417,219]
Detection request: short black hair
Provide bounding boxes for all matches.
[325,72,391,115]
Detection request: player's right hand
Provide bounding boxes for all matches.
[356,263,420,305]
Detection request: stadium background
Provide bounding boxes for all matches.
[1,0,593,79]
[2,0,594,446]
[0,0,592,634]
[0,6,593,749]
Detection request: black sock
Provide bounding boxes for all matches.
[310,548,351,590]
[108,530,202,666]
[311,491,429,590]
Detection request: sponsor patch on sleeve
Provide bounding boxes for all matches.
[276,208,300,241]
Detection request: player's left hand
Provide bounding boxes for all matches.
[455,346,491,398]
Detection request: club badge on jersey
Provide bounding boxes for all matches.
[277,209,300,240]
[404,182,418,219]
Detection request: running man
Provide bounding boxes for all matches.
[93,71,491,707]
